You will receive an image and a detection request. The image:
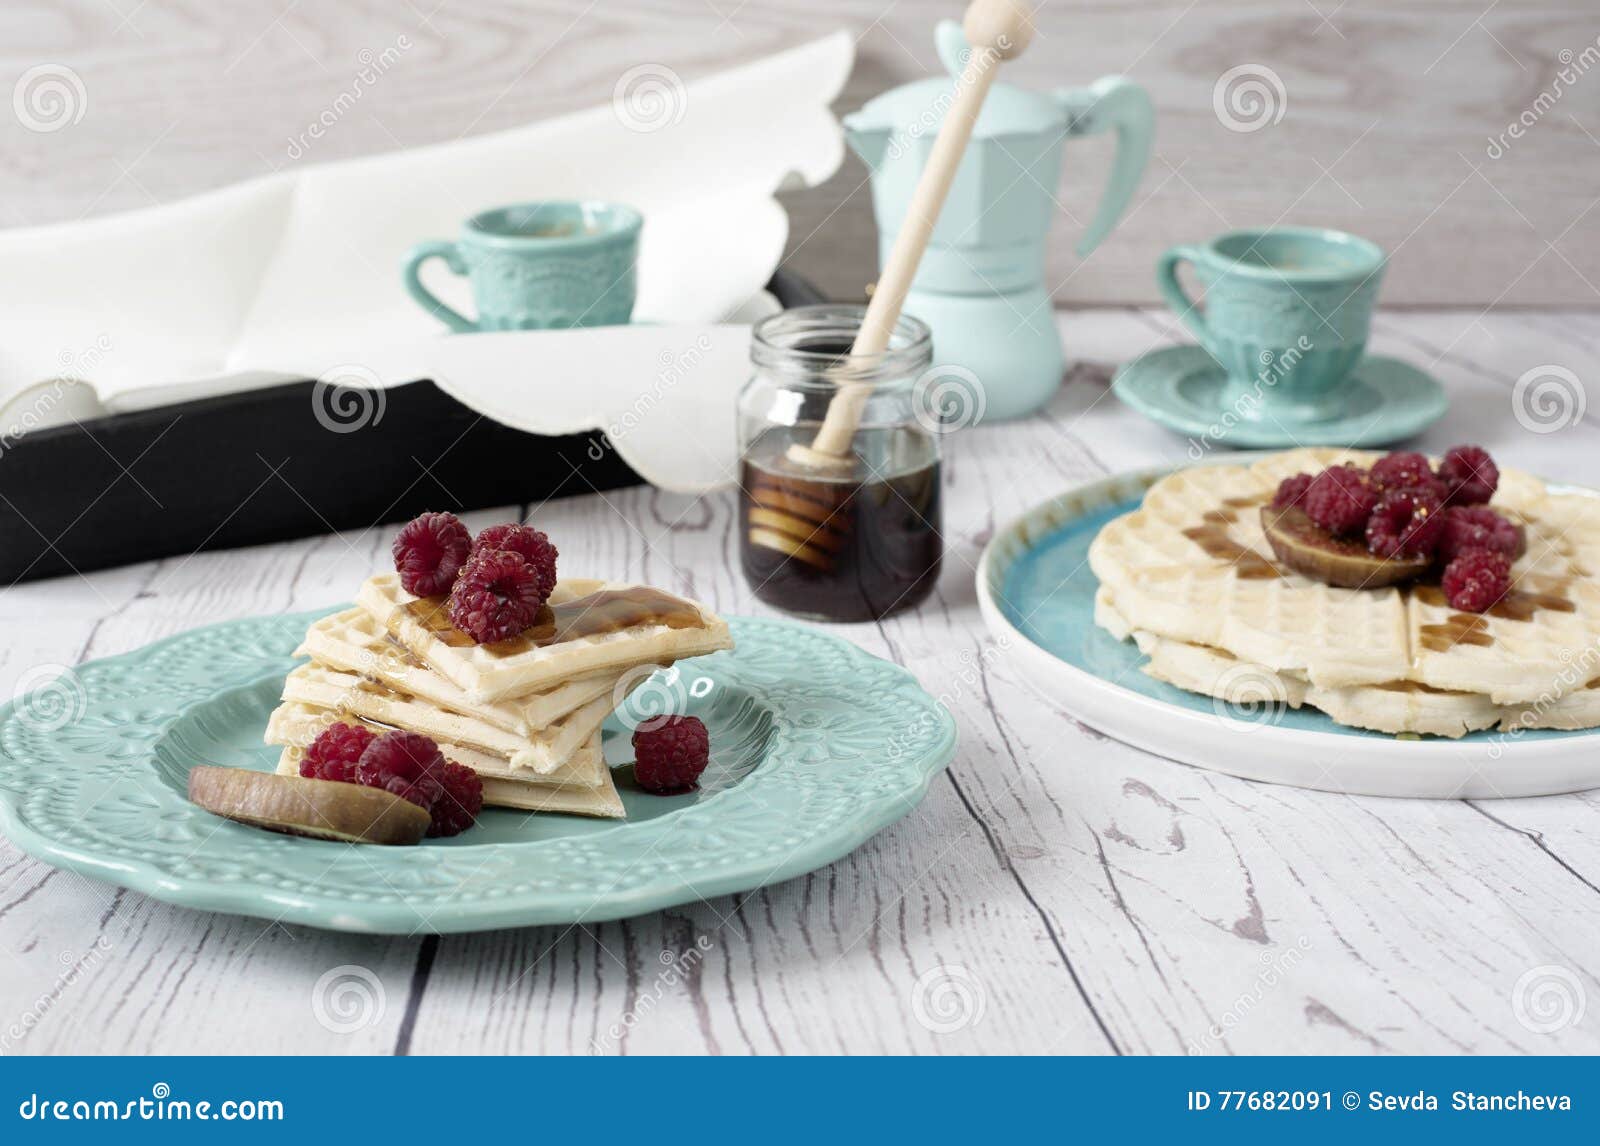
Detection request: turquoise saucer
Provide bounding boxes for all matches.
[1112,345,1448,447]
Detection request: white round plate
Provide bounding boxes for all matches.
[975,458,1600,799]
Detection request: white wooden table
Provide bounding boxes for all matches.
[3,309,1599,1055]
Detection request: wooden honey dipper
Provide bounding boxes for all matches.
[746,0,1036,577]
[790,0,1034,469]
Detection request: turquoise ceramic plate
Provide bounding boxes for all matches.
[0,613,956,933]
[1112,345,1448,447]
[976,459,1600,798]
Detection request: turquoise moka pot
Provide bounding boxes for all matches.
[846,21,1153,421]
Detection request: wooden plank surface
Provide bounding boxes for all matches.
[0,2,1596,307]
[2,308,1597,1055]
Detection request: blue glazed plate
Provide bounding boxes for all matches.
[0,613,956,933]
[976,459,1600,798]
[1112,345,1448,448]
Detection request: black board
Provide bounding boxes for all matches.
[0,271,826,584]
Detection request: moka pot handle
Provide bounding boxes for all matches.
[1055,77,1154,257]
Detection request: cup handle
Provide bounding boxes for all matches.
[1156,245,1213,351]
[402,240,475,332]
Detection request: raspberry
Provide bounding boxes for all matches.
[1412,475,1451,502]
[427,761,483,838]
[392,512,472,597]
[632,715,710,794]
[300,722,375,785]
[1441,549,1511,612]
[1370,451,1435,492]
[473,524,558,604]
[1365,486,1444,559]
[447,549,543,643]
[1271,473,1313,509]
[1303,465,1376,536]
[1439,445,1499,506]
[1437,506,1520,564]
[356,730,446,809]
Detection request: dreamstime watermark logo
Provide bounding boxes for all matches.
[1186,336,1313,459]
[586,333,714,459]
[12,664,87,733]
[1511,964,1586,1034]
[354,638,413,685]
[286,35,412,159]
[1212,64,1287,133]
[1209,664,1289,733]
[612,64,686,133]
[590,936,713,1052]
[1488,636,1600,759]
[912,364,986,435]
[16,1083,283,1122]
[910,963,987,1034]
[887,36,1012,160]
[612,663,714,734]
[0,334,116,461]
[13,63,87,133]
[0,938,113,1055]
[1187,937,1312,1054]
[0,376,86,463]
[311,965,385,1034]
[888,637,1008,760]
[312,364,386,434]
[320,673,380,729]
[58,332,113,379]
[1512,364,1586,434]
[1486,37,1600,158]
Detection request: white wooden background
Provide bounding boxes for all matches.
[1,0,1597,1056]
[2,309,1598,1055]
[1,1,1597,305]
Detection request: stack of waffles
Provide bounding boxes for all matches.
[1089,447,1600,737]
[264,573,733,818]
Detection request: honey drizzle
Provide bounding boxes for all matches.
[402,587,702,656]
[1183,497,1281,579]
[387,636,425,670]
[1174,491,1586,661]
[1418,614,1495,652]
[1412,583,1576,652]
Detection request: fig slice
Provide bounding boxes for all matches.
[1261,504,1430,589]
[188,766,429,846]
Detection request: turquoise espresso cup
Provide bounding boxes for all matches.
[1157,227,1387,422]
[402,201,642,332]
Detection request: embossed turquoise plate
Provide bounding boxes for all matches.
[0,613,956,934]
